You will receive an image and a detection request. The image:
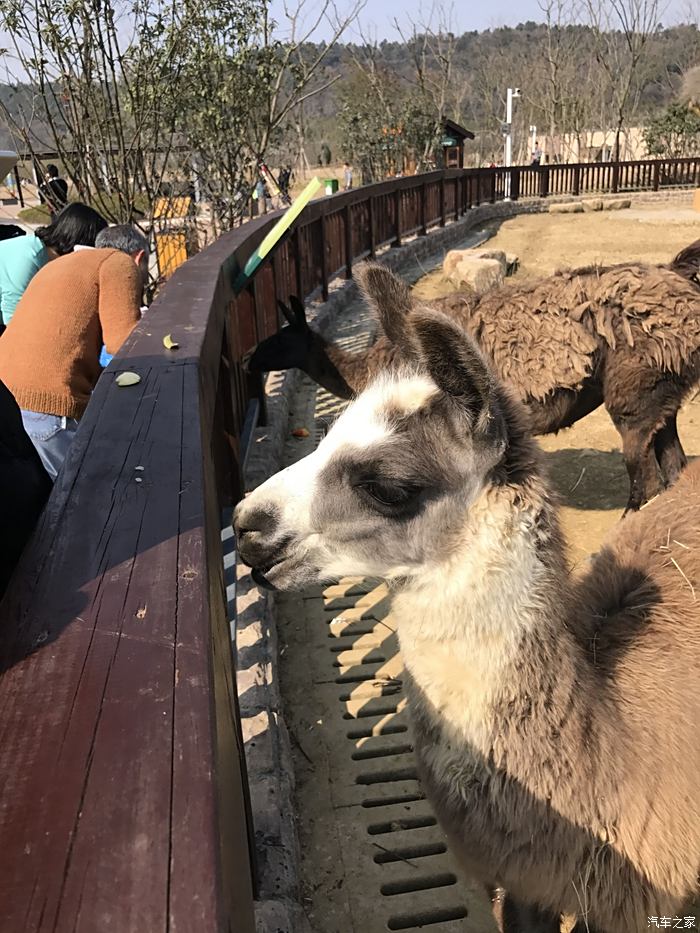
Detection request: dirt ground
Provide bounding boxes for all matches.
[413,201,700,285]
[413,202,700,562]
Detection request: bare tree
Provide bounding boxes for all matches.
[0,0,186,226]
[249,0,362,161]
[531,0,600,160]
[585,0,667,160]
[338,3,459,175]
[393,4,458,169]
[338,26,407,179]
[0,0,361,242]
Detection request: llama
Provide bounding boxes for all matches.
[234,301,700,933]
[246,242,700,512]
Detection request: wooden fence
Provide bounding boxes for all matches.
[0,154,698,931]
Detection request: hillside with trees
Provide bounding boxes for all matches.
[294,14,700,175]
[0,0,698,228]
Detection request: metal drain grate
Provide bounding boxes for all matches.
[276,576,498,933]
[319,579,497,932]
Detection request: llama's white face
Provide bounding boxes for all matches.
[235,300,509,591]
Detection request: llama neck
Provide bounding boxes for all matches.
[394,479,580,749]
[320,338,373,396]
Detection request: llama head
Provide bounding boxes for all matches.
[234,302,509,590]
[247,296,314,372]
[246,296,353,398]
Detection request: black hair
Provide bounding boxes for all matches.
[46,164,59,178]
[35,202,108,256]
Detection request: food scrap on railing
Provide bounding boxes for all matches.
[115,372,141,387]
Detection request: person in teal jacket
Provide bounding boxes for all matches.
[0,202,107,326]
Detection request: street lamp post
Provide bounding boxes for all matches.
[503,87,520,198]
[504,87,520,168]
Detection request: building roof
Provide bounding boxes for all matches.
[443,119,475,141]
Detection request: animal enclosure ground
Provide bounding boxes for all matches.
[413,200,700,284]
[414,201,700,560]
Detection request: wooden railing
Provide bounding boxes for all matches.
[0,154,697,931]
[507,155,700,199]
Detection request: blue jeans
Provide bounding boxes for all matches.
[21,410,79,480]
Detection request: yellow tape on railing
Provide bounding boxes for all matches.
[235,176,322,291]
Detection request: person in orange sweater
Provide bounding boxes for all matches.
[0,225,149,479]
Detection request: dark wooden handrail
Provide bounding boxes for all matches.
[0,154,698,930]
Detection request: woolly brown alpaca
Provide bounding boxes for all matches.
[247,241,700,512]
[235,305,700,933]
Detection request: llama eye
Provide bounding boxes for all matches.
[358,481,421,508]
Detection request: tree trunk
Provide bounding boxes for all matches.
[614,125,622,163]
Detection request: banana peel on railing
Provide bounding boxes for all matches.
[233,176,322,294]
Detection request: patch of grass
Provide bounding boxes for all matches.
[18,205,51,224]
[91,192,151,220]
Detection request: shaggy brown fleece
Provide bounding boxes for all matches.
[410,418,700,933]
[433,263,700,403]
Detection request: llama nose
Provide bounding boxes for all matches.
[233,502,282,565]
[233,503,279,539]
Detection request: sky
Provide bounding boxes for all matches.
[268,0,699,42]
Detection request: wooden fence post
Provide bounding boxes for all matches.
[344,204,353,279]
[652,160,661,192]
[293,226,303,298]
[510,168,521,202]
[320,210,329,301]
[573,165,580,197]
[612,161,620,194]
[539,167,550,199]
[393,187,402,247]
[368,196,376,259]
[250,275,269,427]
[439,176,446,226]
[419,182,427,235]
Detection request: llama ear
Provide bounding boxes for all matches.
[354,262,413,349]
[411,309,495,422]
[289,295,308,328]
[278,299,306,330]
[278,300,297,327]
